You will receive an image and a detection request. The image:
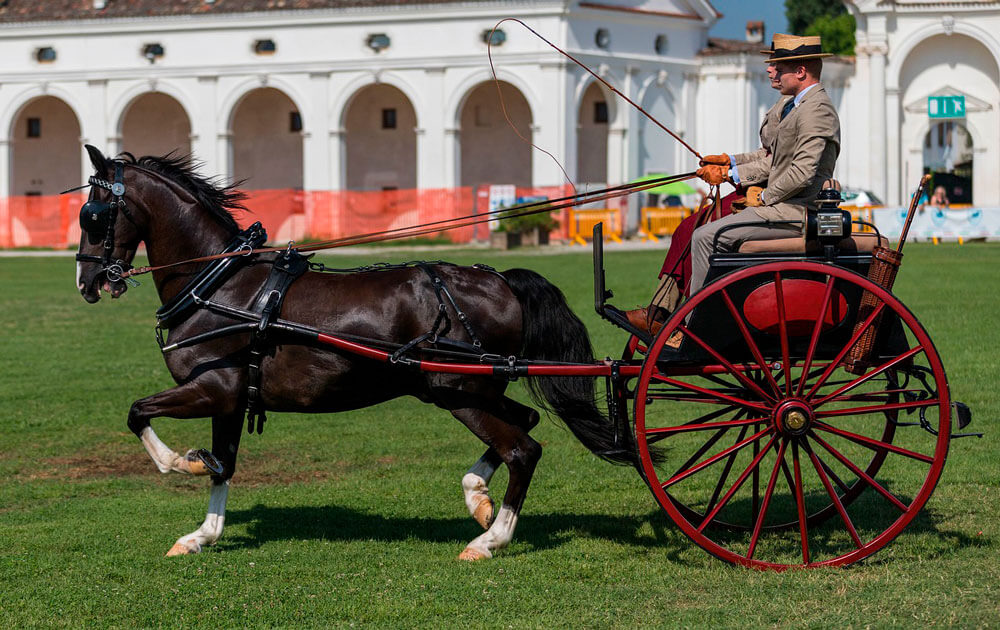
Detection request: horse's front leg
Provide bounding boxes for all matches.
[167,414,244,557]
[127,381,233,476]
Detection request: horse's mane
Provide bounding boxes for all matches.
[119,151,248,234]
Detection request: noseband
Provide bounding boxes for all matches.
[75,162,137,283]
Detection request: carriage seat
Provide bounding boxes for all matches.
[738,232,888,254]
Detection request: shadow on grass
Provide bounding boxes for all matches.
[222,502,690,556]
[220,500,987,565]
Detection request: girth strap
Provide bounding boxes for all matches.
[246,250,311,434]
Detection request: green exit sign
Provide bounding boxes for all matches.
[928,95,966,119]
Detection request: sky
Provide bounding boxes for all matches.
[707,0,789,41]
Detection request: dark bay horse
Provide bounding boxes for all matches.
[74,145,638,559]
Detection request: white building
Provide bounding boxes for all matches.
[0,0,997,245]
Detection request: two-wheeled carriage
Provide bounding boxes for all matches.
[74,147,973,568]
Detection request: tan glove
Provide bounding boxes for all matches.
[696,165,729,186]
[699,153,730,167]
[746,186,765,207]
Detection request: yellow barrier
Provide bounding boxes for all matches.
[638,206,693,242]
[842,205,876,233]
[568,208,623,245]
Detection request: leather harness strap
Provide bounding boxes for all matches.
[245,249,311,434]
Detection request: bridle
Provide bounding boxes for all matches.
[75,161,139,284]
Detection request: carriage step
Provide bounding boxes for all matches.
[600,304,653,345]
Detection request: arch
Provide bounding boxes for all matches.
[219,75,308,133]
[342,83,418,191]
[447,68,540,130]
[2,84,87,141]
[457,79,533,189]
[9,95,82,196]
[119,92,192,158]
[331,71,423,132]
[636,72,679,179]
[573,73,619,126]
[109,79,196,141]
[888,21,1000,90]
[229,87,303,190]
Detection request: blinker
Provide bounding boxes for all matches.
[80,199,112,232]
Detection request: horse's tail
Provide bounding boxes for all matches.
[502,268,644,468]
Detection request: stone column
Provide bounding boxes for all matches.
[867,41,888,204]
[885,85,901,205]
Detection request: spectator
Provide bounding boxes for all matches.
[928,185,950,208]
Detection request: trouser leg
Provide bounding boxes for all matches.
[689,210,801,295]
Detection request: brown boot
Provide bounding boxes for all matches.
[625,307,665,336]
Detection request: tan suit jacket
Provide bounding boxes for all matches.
[732,96,787,184]
[753,84,840,225]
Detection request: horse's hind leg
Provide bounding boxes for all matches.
[450,402,542,561]
[463,397,539,530]
[166,414,243,557]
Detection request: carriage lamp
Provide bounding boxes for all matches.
[812,186,851,241]
[35,47,57,63]
[367,33,390,52]
[142,43,164,64]
[253,39,276,55]
[482,28,506,46]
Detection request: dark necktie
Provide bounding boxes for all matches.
[780,98,795,121]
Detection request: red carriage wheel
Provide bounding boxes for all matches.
[633,261,950,569]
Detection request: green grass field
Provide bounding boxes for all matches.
[1,244,998,628]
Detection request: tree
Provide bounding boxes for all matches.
[785,0,856,56]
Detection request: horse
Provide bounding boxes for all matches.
[74,145,640,560]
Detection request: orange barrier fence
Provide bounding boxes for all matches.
[638,206,693,242]
[567,208,623,245]
[1,185,579,249]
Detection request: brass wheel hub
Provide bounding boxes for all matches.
[774,399,814,437]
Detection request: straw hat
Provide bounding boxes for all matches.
[761,33,833,62]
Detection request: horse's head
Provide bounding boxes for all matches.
[76,145,143,303]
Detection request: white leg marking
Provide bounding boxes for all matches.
[166,481,230,556]
[139,426,210,475]
[462,455,498,529]
[459,505,518,560]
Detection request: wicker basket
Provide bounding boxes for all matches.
[844,246,903,374]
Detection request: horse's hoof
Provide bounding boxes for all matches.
[473,495,494,530]
[183,449,223,476]
[458,546,491,561]
[165,540,200,557]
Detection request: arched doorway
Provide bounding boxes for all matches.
[923,121,973,204]
[576,82,609,187]
[230,87,303,190]
[899,33,999,205]
[343,84,417,191]
[10,96,81,195]
[459,81,532,190]
[120,92,191,158]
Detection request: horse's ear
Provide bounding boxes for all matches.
[84,144,109,175]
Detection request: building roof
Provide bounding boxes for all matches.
[698,37,763,57]
[0,0,499,23]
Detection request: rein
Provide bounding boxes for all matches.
[118,171,697,279]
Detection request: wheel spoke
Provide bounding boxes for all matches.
[812,346,924,407]
[676,323,776,403]
[698,435,778,532]
[804,441,863,548]
[795,276,837,397]
[662,426,772,488]
[747,438,788,560]
[804,301,889,400]
[703,426,750,520]
[813,421,935,463]
[791,441,810,564]
[720,289,782,397]
[773,272,793,397]
[814,398,940,420]
[651,373,770,412]
[646,416,769,435]
[810,431,909,512]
